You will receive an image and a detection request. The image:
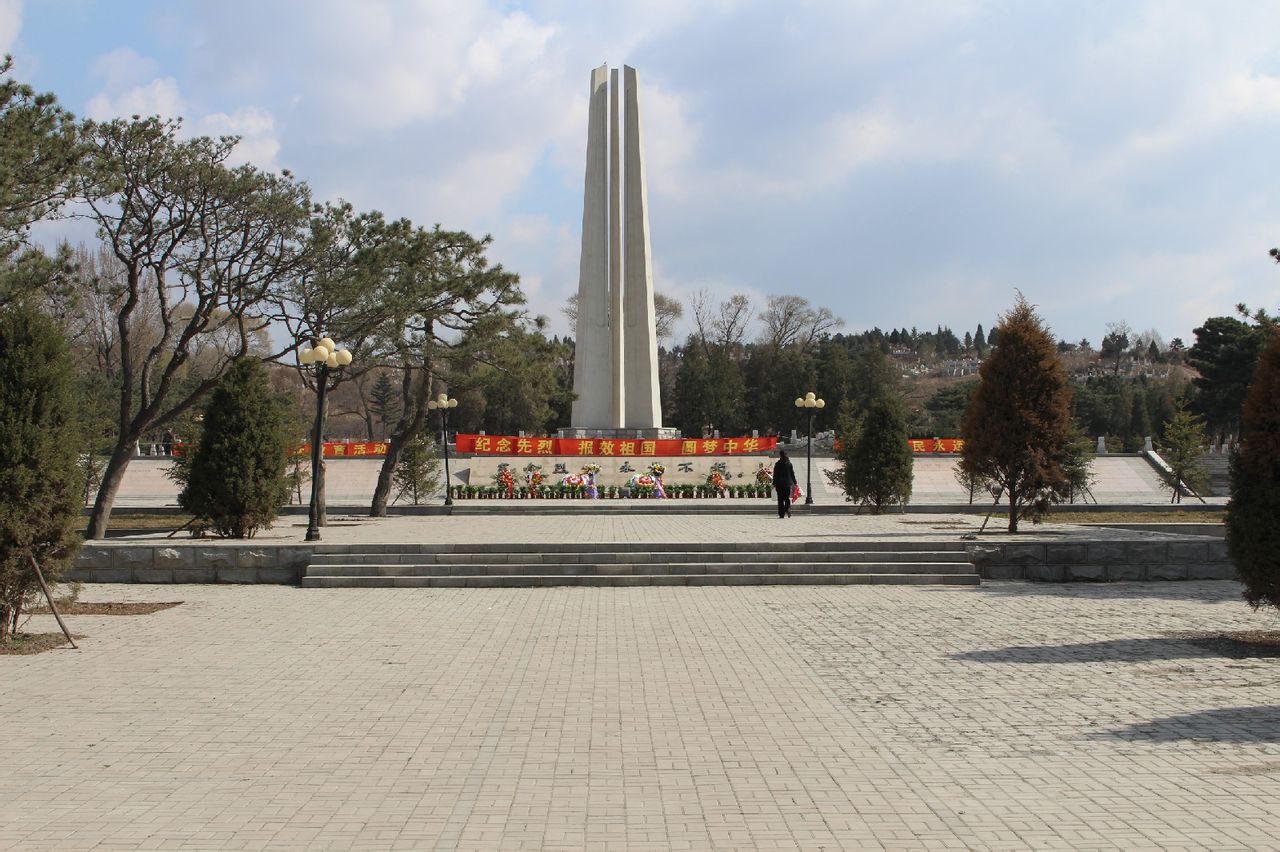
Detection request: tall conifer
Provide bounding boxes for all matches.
[1227,329,1280,610]
[960,295,1073,532]
[0,303,81,639]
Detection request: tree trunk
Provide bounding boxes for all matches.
[87,437,139,539]
[316,456,327,526]
[370,440,403,517]
[1007,492,1019,533]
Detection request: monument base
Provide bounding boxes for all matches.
[557,427,682,441]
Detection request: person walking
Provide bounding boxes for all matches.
[773,450,797,518]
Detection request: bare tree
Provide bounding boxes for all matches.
[760,294,842,350]
[713,293,753,349]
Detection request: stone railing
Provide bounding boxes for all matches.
[67,543,311,584]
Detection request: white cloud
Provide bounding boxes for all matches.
[192,107,281,171]
[86,76,183,121]
[84,50,282,172]
[91,47,158,91]
[0,0,20,55]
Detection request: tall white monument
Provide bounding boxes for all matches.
[569,64,667,437]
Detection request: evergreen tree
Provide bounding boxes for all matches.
[369,372,401,438]
[179,358,290,538]
[847,344,899,414]
[987,325,999,347]
[1060,426,1097,504]
[1127,392,1151,451]
[975,323,987,355]
[1187,316,1267,441]
[842,390,913,513]
[1227,329,1280,610]
[0,302,81,640]
[1159,402,1208,503]
[392,435,443,505]
[964,331,973,352]
[960,295,1073,532]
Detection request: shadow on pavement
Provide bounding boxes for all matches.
[955,638,1194,664]
[1092,706,1280,743]
[953,634,1280,664]
[971,580,1242,603]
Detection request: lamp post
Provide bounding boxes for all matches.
[427,392,458,505]
[793,391,825,506]
[299,337,352,542]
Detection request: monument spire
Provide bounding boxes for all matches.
[568,64,665,434]
[569,65,611,429]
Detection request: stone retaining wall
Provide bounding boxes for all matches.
[967,539,1235,582]
[67,544,311,584]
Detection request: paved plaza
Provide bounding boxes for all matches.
[5,575,1280,850]
[103,454,1187,508]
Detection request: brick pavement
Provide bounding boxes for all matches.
[4,580,1280,850]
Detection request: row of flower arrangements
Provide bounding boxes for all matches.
[451,482,775,499]
[474,461,786,499]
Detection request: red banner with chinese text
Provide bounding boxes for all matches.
[295,441,391,458]
[834,438,963,453]
[907,438,963,453]
[455,435,778,456]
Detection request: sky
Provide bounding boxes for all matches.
[4,0,1280,347]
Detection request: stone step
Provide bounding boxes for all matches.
[305,561,976,578]
[306,550,972,566]
[302,572,981,588]
[310,540,971,555]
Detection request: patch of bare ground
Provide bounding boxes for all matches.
[1164,630,1280,659]
[0,633,80,655]
[31,601,182,616]
[1065,511,1226,524]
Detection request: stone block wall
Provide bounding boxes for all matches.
[966,538,1235,582]
[67,544,312,584]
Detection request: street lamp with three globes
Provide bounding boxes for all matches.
[794,391,825,506]
[427,393,458,505]
[298,337,352,542]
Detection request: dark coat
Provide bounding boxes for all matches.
[773,458,797,492]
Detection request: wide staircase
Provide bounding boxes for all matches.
[302,541,980,588]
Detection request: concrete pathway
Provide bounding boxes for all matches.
[5,580,1279,849]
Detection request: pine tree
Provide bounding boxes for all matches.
[179,359,290,538]
[843,390,913,513]
[1227,329,1280,610]
[0,302,81,640]
[960,295,1073,532]
[975,323,986,355]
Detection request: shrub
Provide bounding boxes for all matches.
[843,391,913,513]
[0,303,82,640]
[392,436,442,505]
[1158,403,1208,503]
[178,359,290,538]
